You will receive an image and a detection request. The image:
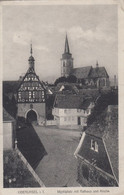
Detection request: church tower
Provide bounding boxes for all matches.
[28,44,35,72]
[61,34,73,77]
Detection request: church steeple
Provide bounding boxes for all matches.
[28,43,35,71]
[64,34,70,54]
[61,34,73,77]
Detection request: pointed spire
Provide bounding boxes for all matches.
[64,33,70,53]
[30,42,33,56]
[96,60,99,68]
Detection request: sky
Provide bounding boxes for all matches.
[2,4,118,83]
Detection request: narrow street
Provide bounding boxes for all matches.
[34,125,81,187]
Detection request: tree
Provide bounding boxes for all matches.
[66,75,77,83]
[87,90,118,126]
[54,76,67,85]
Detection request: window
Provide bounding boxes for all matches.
[77,109,81,112]
[64,109,67,113]
[95,141,98,152]
[29,91,32,98]
[64,117,67,121]
[91,139,98,152]
[86,109,89,114]
[72,116,74,121]
[33,91,35,98]
[63,62,65,67]
[84,118,87,124]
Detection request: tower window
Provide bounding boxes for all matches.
[63,62,65,67]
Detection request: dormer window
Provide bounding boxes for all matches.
[91,139,98,152]
[86,109,90,114]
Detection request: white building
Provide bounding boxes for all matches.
[52,94,94,129]
[3,108,16,150]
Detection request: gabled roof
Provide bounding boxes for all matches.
[81,98,93,110]
[55,82,79,94]
[71,66,92,79]
[54,94,93,110]
[75,105,118,183]
[17,71,45,91]
[3,108,15,122]
[71,66,109,79]
[89,67,109,78]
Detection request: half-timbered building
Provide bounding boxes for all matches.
[17,45,46,125]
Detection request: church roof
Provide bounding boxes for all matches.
[89,67,109,78]
[71,66,109,79]
[71,66,92,79]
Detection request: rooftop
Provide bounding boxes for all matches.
[3,108,15,122]
[54,94,93,110]
[77,105,118,182]
[71,66,92,79]
[3,81,21,94]
[71,66,109,79]
[89,67,109,78]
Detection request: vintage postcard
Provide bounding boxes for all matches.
[0,0,124,195]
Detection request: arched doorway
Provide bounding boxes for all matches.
[26,110,37,123]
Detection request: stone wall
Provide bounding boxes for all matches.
[17,103,46,125]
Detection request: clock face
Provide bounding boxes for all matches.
[17,73,45,103]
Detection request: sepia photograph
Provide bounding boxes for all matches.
[1,0,122,193]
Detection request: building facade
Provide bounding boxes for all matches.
[74,105,118,186]
[61,35,110,88]
[3,108,16,150]
[52,94,94,129]
[17,45,46,125]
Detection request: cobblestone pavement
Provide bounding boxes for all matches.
[34,125,81,187]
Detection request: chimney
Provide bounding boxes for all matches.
[114,75,117,89]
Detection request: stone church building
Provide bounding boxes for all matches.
[61,35,110,88]
[17,45,46,125]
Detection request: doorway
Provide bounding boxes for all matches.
[26,110,37,123]
[78,117,81,125]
